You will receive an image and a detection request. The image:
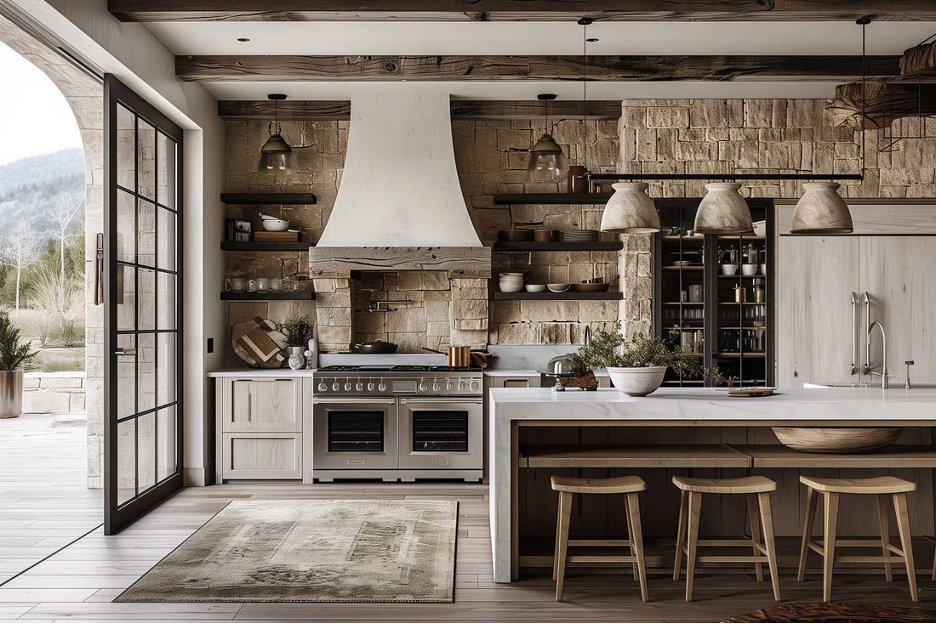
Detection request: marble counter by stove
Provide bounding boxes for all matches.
[488,386,936,582]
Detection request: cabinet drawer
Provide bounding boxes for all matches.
[221,432,302,479]
[223,378,301,433]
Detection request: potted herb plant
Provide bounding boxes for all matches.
[0,311,38,418]
[573,321,717,397]
[281,316,314,370]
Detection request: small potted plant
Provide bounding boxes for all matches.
[573,321,717,397]
[0,311,38,418]
[281,316,314,370]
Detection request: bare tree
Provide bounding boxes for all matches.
[0,216,41,311]
[50,192,83,300]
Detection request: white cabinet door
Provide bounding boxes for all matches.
[221,433,302,479]
[776,236,861,388]
[224,379,301,433]
[860,236,936,384]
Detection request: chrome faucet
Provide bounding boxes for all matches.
[905,360,915,390]
[865,320,888,389]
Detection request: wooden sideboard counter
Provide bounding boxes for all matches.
[489,387,936,582]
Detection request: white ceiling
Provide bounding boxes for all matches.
[145,20,936,100]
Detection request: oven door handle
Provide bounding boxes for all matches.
[400,398,482,405]
[312,398,396,405]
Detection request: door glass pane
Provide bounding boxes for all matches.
[157,133,176,210]
[156,406,177,482]
[137,118,156,201]
[116,190,136,263]
[137,412,156,492]
[137,199,156,267]
[411,410,469,452]
[156,333,176,407]
[157,208,176,271]
[117,418,136,505]
[138,268,156,331]
[157,273,176,330]
[116,264,136,331]
[138,333,155,414]
[328,411,384,452]
[117,104,135,190]
[116,335,136,420]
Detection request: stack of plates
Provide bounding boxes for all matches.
[561,230,600,243]
[498,272,525,293]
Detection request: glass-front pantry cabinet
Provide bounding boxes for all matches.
[652,199,775,387]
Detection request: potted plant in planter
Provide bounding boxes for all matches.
[573,321,718,397]
[281,316,314,370]
[0,311,38,418]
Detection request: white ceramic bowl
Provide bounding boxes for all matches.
[741,263,759,276]
[499,283,524,293]
[753,220,767,237]
[720,263,739,276]
[547,283,571,293]
[261,219,290,232]
[524,284,547,293]
[760,263,767,275]
[606,366,667,397]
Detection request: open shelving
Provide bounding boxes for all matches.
[492,241,623,253]
[220,192,317,205]
[221,241,311,252]
[491,291,623,301]
[492,192,612,205]
[221,292,316,301]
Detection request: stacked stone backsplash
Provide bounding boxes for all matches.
[615,98,936,338]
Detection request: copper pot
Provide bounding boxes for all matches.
[448,346,471,367]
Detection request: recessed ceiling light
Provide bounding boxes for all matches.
[237,37,250,42]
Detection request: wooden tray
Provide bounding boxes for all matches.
[725,387,776,398]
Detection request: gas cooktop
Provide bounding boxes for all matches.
[313,364,483,397]
[317,365,481,373]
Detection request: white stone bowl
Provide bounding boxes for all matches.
[524,284,547,293]
[499,282,524,293]
[741,263,759,276]
[606,366,667,397]
[720,263,739,276]
[547,283,571,293]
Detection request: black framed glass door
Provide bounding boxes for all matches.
[104,75,183,534]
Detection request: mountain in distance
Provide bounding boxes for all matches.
[0,148,85,242]
[0,148,84,196]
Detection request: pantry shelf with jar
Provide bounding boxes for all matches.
[652,199,774,387]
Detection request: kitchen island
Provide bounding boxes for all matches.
[489,387,936,582]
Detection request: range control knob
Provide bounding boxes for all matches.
[446,380,455,391]
[378,379,388,392]
[418,379,428,393]
[331,381,340,392]
[355,380,364,392]
[367,381,375,392]
[317,382,328,393]
[470,380,480,392]
[432,379,441,392]
[458,380,467,391]
[343,380,352,392]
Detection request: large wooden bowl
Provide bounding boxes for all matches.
[772,427,903,453]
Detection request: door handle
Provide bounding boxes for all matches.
[863,292,871,374]
[114,347,136,356]
[850,292,859,375]
[94,233,104,306]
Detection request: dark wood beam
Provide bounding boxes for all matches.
[217,99,623,120]
[109,1,936,22]
[826,81,936,129]
[179,54,900,82]
[900,43,936,78]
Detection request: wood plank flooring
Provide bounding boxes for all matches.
[3,416,936,621]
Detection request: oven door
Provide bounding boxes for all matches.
[312,398,398,470]
[398,397,482,470]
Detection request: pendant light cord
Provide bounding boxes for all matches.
[579,17,592,176]
[860,18,867,179]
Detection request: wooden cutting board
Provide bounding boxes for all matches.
[232,317,287,368]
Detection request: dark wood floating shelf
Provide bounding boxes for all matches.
[492,241,623,253]
[220,193,317,205]
[221,242,311,252]
[493,193,613,205]
[491,291,623,301]
[221,292,316,301]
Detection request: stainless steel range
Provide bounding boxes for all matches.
[311,365,483,482]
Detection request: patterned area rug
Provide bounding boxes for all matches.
[116,499,458,603]
[724,603,936,622]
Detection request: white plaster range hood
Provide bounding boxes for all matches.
[309,92,491,277]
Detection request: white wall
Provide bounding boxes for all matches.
[10,0,225,485]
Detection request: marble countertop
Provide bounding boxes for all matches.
[207,369,315,378]
[484,369,608,378]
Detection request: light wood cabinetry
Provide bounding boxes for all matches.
[215,376,304,481]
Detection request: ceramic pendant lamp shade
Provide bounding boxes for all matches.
[694,183,753,235]
[791,182,853,234]
[600,183,660,234]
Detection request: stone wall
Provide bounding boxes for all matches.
[23,372,87,415]
[615,98,936,338]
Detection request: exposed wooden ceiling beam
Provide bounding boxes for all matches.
[178,54,901,82]
[217,99,623,120]
[826,81,936,129]
[900,42,936,78]
[109,1,936,22]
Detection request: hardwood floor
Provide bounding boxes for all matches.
[2,417,936,621]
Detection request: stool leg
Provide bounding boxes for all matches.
[626,492,649,603]
[876,494,893,582]
[747,494,764,582]
[798,485,819,582]
[892,492,919,602]
[757,492,781,602]
[623,495,638,581]
[553,493,563,582]
[685,492,702,602]
[932,541,936,582]
[673,490,687,581]
[822,492,840,603]
[555,491,573,602]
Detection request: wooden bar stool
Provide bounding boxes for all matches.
[797,475,918,603]
[673,475,780,603]
[551,475,648,602]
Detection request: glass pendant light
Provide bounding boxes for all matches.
[694,183,753,235]
[258,93,297,174]
[528,94,566,181]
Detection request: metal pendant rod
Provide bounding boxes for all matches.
[588,173,864,181]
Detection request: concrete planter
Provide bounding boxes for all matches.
[0,370,24,419]
[606,366,667,397]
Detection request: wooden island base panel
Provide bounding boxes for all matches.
[488,387,936,583]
